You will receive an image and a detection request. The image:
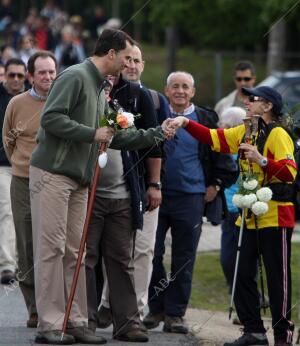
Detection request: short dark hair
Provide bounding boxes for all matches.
[27,51,57,75]
[93,29,135,57]
[234,60,256,75]
[5,58,26,72]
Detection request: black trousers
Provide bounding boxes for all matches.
[85,197,140,336]
[235,226,294,343]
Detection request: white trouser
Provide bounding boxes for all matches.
[0,166,16,272]
[101,208,159,316]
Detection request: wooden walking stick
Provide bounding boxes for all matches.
[61,142,107,340]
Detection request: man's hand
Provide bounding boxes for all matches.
[204,185,218,203]
[94,126,115,143]
[239,143,264,164]
[161,118,176,139]
[146,187,162,211]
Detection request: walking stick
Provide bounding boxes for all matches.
[229,208,245,320]
[61,142,106,340]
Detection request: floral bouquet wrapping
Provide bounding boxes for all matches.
[232,172,273,216]
[98,103,140,168]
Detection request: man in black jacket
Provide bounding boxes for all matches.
[144,71,238,334]
[0,58,27,284]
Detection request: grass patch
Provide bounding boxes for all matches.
[187,242,300,323]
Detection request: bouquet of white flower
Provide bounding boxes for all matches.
[232,172,272,216]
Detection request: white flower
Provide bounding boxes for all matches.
[232,194,244,208]
[98,152,108,168]
[241,193,257,208]
[122,111,135,127]
[251,201,269,216]
[243,179,258,190]
[256,187,273,202]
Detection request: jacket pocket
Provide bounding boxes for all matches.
[53,140,72,169]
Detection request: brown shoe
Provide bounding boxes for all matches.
[27,313,38,328]
[97,306,112,329]
[114,323,149,342]
[0,270,16,285]
[163,315,189,334]
[143,312,164,329]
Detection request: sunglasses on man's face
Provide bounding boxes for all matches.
[7,72,25,79]
[235,77,253,82]
[248,95,265,102]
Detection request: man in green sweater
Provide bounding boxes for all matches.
[29,29,166,345]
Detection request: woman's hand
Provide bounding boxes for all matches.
[239,143,264,164]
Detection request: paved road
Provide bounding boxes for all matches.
[0,285,199,346]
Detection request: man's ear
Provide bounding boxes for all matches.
[164,85,170,98]
[108,49,115,60]
[191,87,196,98]
[264,102,273,113]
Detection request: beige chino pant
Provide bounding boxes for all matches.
[29,166,88,332]
[101,208,159,315]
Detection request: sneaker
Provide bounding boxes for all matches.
[163,315,189,334]
[27,313,38,328]
[143,312,164,329]
[114,323,149,342]
[224,332,269,346]
[66,326,106,344]
[0,270,16,285]
[35,330,75,344]
[97,306,112,329]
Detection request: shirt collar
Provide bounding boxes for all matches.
[170,103,195,116]
[30,87,47,101]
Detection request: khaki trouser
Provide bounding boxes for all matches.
[0,166,16,272]
[101,208,159,315]
[11,176,36,316]
[29,166,88,332]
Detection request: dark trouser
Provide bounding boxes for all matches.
[235,227,294,343]
[148,194,204,317]
[85,197,140,335]
[220,211,239,291]
[10,176,36,316]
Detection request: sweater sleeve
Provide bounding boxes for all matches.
[2,100,15,161]
[40,72,96,143]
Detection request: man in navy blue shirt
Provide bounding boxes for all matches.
[144,71,237,334]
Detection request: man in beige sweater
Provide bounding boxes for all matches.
[2,51,57,328]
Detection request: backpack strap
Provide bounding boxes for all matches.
[148,89,160,111]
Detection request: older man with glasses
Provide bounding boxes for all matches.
[215,60,256,117]
[0,58,27,285]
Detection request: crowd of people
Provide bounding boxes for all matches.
[0,3,298,346]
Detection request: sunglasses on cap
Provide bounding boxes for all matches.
[7,72,25,79]
[235,77,253,82]
[248,95,265,102]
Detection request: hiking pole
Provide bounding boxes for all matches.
[229,208,245,320]
[61,142,106,340]
[254,215,268,314]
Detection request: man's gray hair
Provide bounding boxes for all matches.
[166,71,195,86]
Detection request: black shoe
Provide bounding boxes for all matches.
[163,315,189,334]
[114,323,148,342]
[274,341,293,346]
[66,327,107,344]
[0,270,16,285]
[35,330,75,344]
[143,312,164,329]
[97,306,112,329]
[224,332,269,346]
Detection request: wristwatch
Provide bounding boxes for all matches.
[215,184,221,192]
[259,157,268,167]
[148,182,162,190]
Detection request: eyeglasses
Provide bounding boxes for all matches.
[7,73,25,79]
[248,95,264,102]
[235,77,253,82]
